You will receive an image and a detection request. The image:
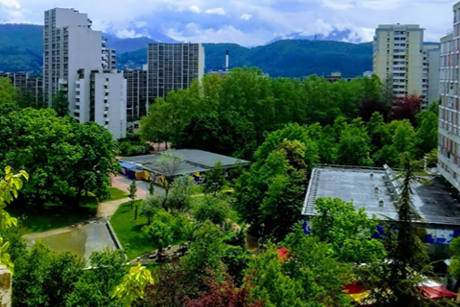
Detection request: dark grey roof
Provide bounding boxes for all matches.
[303,165,460,226]
[120,149,249,177]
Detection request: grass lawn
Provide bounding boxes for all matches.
[104,187,128,202]
[7,195,98,234]
[110,200,183,260]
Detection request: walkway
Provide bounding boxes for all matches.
[130,243,186,265]
[97,197,131,218]
[101,175,167,218]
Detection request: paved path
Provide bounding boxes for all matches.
[130,243,187,265]
[101,175,167,218]
[97,197,131,218]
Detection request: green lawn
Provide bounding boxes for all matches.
[7,195,98,234]
[6,187,127,234]
[110,200,183,260]
[110,200,152,260]
[104,187,128,202]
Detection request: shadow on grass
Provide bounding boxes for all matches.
[7,196,99,234]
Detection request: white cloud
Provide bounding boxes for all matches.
[167,23,267,46]
[115,29,143,39]
[0,0,20,8]
[189,5,201,13]
[205,7,226,15]
[240,13,252,20]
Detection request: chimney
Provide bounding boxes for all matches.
[225,50,229,72]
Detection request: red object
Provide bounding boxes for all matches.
[420,286,457,300]
[278,247,290,259]
[341,283,365,295]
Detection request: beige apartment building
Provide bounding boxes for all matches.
[373,24,440,107]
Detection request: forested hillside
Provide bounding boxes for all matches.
[0,24,373,77]
[118,40,374,78]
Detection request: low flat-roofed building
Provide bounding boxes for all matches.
[120,149,250,178]
[303,164,460,244]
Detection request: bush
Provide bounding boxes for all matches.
[117,134,151,156]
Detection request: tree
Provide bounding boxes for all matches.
[0,108,119,206]
[112,262,154,307]
[164,175,195,213]
[234,130,311,240]
[140,195,162,225]
[0,77,17,105]
[359,154,431,306]
[128,180,137,210]
[0,166,28,271]
[192,195,233,226]
[156,150,184,198]
[204,161,226,196]
[187,272,265,307]
[148,181,155,196]
[367,112,391,153]
[144,262,198,307]
[248,237,352,307]
[312,198,386,263]
[13,243,84,307]
[449,237,460,280]
[51,90,69,117]
[143,218,174,260]
[66,249,128,307]
[414,111,438,157]
[337,122,373,166]
[392,94,422,125]
[182,220,227,285]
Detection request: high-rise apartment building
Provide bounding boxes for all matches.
[43,8,126,139]
[373,24,440,107]
[0,72,43,103]
[124,69,148,119]
[147,43,204,103]
[438,2,460,190]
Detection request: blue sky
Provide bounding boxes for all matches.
[0,0,456,46]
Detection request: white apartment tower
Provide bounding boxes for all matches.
[438,2,460,190]
[373,24,439,107]
[147,43,205,103]
[43,8,126,139]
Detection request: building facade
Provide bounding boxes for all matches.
[147,43,204,103]
[438,3,460,190]
[124,69,148,120]
[0,72,43,103]
[373,24,439,107]
[43,8,126,139]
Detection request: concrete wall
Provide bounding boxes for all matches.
[0,265,11,307]
[93,71,127,139]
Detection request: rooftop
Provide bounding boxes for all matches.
[120,149,250,176]
[303,165,460,226]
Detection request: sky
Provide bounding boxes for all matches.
[0,0,456,46]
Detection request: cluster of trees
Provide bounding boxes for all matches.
[140,68,429,159]
[118,134,152,157]
[0,104,119,205]
[233,109,438,241]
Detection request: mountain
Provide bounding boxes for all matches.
[203,40,373,78]
[119,40,373,78]
[0,24,374,78]
[103,33,179,53]
[0,24,43,73]
[0,24,178,72]
[268,29,365,44]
